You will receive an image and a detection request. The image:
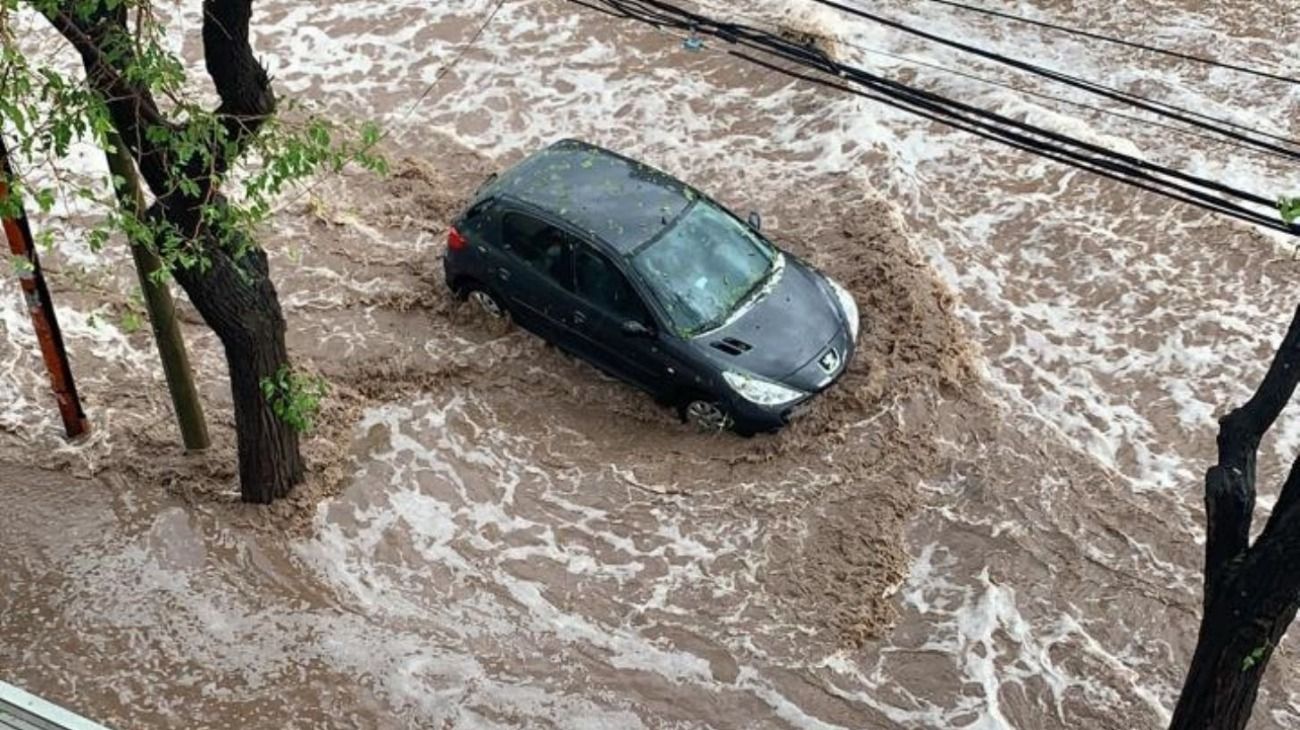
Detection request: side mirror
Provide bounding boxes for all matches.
[747,211,762,231]
[621,320,654,337]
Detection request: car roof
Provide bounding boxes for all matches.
[481,139,695,255]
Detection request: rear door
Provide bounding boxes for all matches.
[493,208,578,337]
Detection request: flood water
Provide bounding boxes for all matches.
[2,1,1299,728]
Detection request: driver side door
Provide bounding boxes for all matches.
[554,243,667,391]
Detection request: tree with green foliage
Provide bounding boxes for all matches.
[1,0,384,502]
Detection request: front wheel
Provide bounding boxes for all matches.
[680,398,734,434]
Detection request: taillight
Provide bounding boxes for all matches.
[447,226,467,251]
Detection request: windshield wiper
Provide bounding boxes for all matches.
[735,261,776,310]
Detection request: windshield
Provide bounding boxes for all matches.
[631,200,777,336]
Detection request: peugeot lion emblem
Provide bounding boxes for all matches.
[820,348,840,374]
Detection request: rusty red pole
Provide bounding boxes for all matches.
[0,135,90,439]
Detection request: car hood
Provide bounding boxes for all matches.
[694,256,846,390]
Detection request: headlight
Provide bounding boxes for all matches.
[827,277,860,341]
[722,370,807,406]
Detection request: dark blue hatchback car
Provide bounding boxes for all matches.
[443,139,859,434]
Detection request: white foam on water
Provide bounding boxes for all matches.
[291,392,869,725]
[812,540,1181,729]
[769,1,1300,478]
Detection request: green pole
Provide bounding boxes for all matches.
[104,133,210,451]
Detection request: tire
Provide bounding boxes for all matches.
[462,282,509,322]
[678,396,735,434]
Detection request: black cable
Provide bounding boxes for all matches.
[737,35,1283,220]
[566,0,1298,236]
[627,0,1281,205]
[748,29,1280,209]
[733,51,1291,233]
[838,46,1295,163]
[688,0,1295,163]
[397,0,509,128]
[643,0,1295,154]
[912,0,1297,85]
[809,0,1300,157]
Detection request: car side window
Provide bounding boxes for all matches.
[501,212,574,288]
[575,246,648,324]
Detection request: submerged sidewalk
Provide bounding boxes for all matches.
[1,682,110,730]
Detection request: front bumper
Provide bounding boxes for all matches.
[721,390,820,434]
[726,336,855,433]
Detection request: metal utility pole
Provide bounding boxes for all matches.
[104,132,210,450]
[0,135,90,439]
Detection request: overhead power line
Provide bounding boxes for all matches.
[732,51,1282,230]
[808,0,1300,158]
[688,0,1295,162]
[912,0,1298,85]
[564,0,1299,236]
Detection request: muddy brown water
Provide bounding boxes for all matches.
[3,0,1300,728]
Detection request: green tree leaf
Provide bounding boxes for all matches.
[1280,196,1300,225]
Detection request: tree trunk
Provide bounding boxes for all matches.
[1169,303,1300,729]
[1170,573,1297,729]
[103,132,210,451]
[160,208,304,503]
[224,313,304,503]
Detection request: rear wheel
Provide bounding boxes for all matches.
[459,281,509,321]
[457,281,513,335]
[468,288,506,320]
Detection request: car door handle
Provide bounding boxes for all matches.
[497,268,511,281]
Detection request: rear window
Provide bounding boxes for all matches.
[501,212,576,288]
[459,198,495,241]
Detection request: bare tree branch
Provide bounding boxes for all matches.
[1203,461,1252,592]
[1232,304,1300,439]
[1203,303,1300,590]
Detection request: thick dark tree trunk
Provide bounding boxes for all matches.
[1170,576,1297,728]
[1170,304,1300,730]
[162,212,305,503]
[225,333,304,503]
